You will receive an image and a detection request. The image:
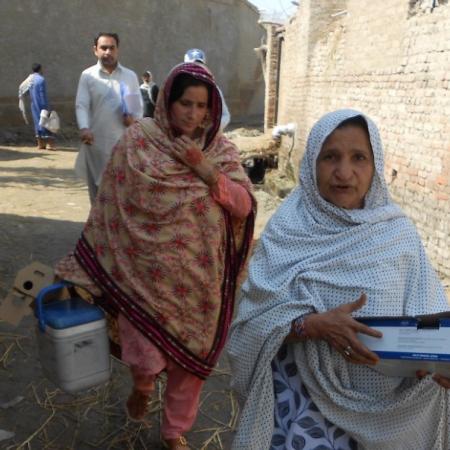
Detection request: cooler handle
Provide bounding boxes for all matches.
[36,282,70,333]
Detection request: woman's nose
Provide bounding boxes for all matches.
[335,161,353,180]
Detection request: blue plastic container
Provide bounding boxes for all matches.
[35,283,111,393]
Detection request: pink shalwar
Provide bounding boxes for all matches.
[119,314,203,438]
[118,173,252,438]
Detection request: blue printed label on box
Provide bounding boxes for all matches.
[357,316,450,376]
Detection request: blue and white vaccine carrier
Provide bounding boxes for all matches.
[35,282,111,393]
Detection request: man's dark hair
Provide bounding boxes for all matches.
[94,32,119,47]
[32,63,42,73]
[168,73,212,108]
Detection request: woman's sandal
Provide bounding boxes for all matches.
[162,435,191,450]
[125,388,153,422]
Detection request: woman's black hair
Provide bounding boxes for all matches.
[32,63,42,73]
[336,115,369,136]
[168,73,212,108]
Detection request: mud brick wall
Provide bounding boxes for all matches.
[270,0,450,278]
[263,23,280,130]
[0,0,264,129]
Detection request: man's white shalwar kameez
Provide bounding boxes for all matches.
[75,61,143,190]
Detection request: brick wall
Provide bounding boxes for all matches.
[269,0,450,278]
[262,23,280,130]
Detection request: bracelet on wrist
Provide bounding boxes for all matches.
[292,313,313,338]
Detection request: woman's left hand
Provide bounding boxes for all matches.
[417,370,450,389]
[172,136,219,186]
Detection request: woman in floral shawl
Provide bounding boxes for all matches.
[56,62,255,450]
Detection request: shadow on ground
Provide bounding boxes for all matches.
[0,147,39,162]
[0,166,86,190]
[0,214,84,296]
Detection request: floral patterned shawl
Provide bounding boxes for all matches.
[56,63,255,379]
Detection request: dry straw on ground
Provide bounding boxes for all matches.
[0,334,239,449]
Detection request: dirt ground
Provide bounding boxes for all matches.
[0,141,280,450]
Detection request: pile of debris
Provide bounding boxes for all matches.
[226,128,279,184]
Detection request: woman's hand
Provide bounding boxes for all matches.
[302,294,382,365]
[172,136,219,185]
[172,136,204,168]
[416,370,450,389]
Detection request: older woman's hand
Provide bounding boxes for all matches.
[416,370,450,389]
[301,294,382,365]
[172,136,219,186]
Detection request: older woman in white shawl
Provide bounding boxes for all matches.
[228,109,450,450]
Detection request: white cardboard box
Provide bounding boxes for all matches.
[357,312,450,377]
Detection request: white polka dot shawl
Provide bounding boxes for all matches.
[228,109,449,450]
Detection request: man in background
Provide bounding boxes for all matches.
[75,32,143,203]
[18,63,55,150]
[140,70,159,118]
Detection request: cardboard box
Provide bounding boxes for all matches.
[357,312,450,377]
[0,262,54,326]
